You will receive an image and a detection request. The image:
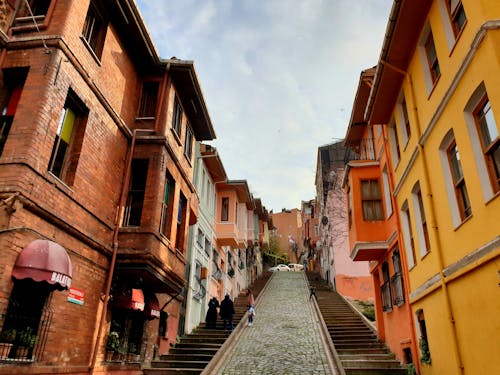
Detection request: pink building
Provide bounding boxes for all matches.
[316,142,374,301]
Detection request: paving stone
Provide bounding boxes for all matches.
[218,272,331,375]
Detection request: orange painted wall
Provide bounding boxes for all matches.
[271,209,302,259]
[335,274,374,301]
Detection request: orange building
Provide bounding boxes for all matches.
[344,67,418,366]
[270,208,302,263]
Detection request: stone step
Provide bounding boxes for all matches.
[151,360,209,369]
[337,348,393,355]
[174,342,222,349]
[157,353,214,362]
[178,337,226,344]
[339,353,396,361]
[168,347,219,356]
[344,367,407,375]
[143,368,202,375]
[341,359,404,369]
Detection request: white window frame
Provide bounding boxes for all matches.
[463,82,497,202]
[418,23,439,95]
[400,201,416,269]
[397,92,410,147]
[382,166,393,218]
[388,119,400,168]
[411,182,430,258]
[438,129,463,228]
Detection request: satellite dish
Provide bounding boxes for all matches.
[321,216,328,225]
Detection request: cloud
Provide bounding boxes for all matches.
[136,0,392,211]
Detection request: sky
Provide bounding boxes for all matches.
[135,0,393,212]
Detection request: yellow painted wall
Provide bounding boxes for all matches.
[386,1,500,374]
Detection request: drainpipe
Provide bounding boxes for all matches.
[381,60,464,374]
[89,128,154,374]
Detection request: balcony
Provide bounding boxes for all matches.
[215,221,238,247]
[345,138,376,163]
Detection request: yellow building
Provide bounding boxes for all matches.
[366,1,500,374]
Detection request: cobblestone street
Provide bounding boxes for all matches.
[217,272,334,375]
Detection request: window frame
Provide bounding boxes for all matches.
[446,0,466,37]
[447,140,472,221]
[473,95,500,193]
[184,124,193,161]
[123,159,149,227]
[171,96,183,138]
[81,2,108,60]
[221,197,229,222]
[160,171,175,239]
[360,179,384,221]
[11,0,55,33]
[424,31,440,84]
[137,81,159,119]
[48,90,88,186]
[401,201,416,269]
[389,118,401,168]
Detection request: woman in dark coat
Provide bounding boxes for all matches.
[206,296,219,329]
[219,294,235,331]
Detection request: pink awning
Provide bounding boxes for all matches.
[12,239,73,290]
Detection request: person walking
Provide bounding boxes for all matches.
[219,294,235,331]
[246,289,255,326]
[205,296,219,329]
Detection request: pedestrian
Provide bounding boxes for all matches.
[205,296,219,329]
[247,305,256,326]
[246,288,255,326]
[219,293,235,331]
[246,288,254,308]
[309,286,316,300]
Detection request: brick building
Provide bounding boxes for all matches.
[0,1,214,374]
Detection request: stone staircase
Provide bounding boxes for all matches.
[307,273,407,375]
[143,271,272,375]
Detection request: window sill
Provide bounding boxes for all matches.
[485,189,500,205]
[453,213,473,232]
[47,172,75,195]
[80,36,102,66]
[426,74,441,100]
[184,153,193,167]
[135,116,155,122]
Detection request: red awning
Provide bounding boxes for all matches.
[113,288,145,311]
[145,294,160,320]
[12,239,73,290]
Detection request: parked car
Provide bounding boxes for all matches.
[268,264,291,272]
[288,263,304,272]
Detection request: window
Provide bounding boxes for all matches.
[398,95,411,145]
[196,228,204,248]
[447,0,466,37]
[109,306,144,362]
[391,250,405,306]
[12,0,53,30]
[82,2,107,59]
[48,91,88,185]
[184,125,193,160]
[424,31,440,84]
[382,167,393,218]
[221,197,229,221]
[0,279,52,361]
[447,141,472,220]
[474,95,500,192]
[347,183,353,228]
[204,237,211,256]
[137,81,159,118]
[381,262,392,312]
[416,310,431,364]
[160,172,175,238]
[413,184,431,256]
[389,119,401,167]
[361,179,383,221]
[401,202,416,268]
[172,96,183,137]
[123,159,149,227]
[175,193,187,252]
[0,68,28,157]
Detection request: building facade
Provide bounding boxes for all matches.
[344,67,417,367]
[0,0,216,373]
[362,1,500,374]
[270,208,302,263]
